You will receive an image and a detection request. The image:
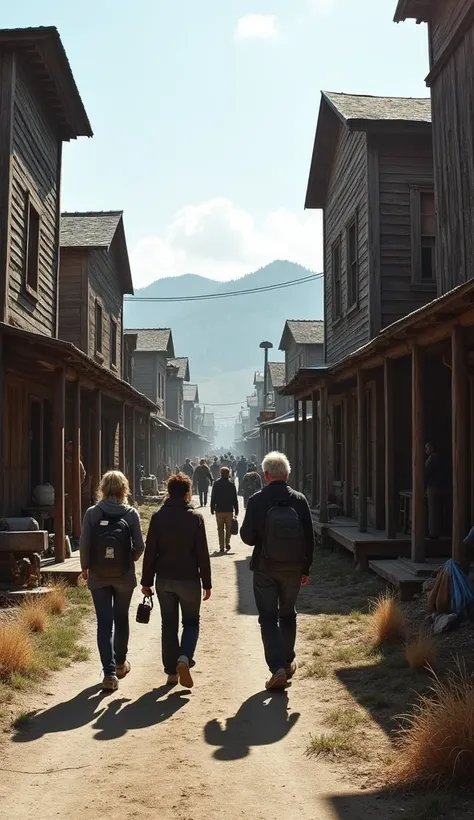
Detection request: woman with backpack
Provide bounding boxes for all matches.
[240,463,263,509]
[80,470,145,692]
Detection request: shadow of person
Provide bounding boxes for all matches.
[204,690,300,760]
[11,685,107,743]
[92,684,191,741]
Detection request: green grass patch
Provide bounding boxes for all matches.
[324,707,366,731]
[306,731,356,758]
[12,710,34,729]
[302,659,330,679]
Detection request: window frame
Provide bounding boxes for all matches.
[410,184,437,287]
[95,300,103,357]
[24,191,41,299]
[331,236,342,323]
[346,210,359,310]
[109,317,118,369]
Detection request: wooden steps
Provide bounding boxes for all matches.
[41,554,82,584]
[369,558,447,600]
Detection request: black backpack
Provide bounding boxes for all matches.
[89,513,132,578]
[263,501,306,564]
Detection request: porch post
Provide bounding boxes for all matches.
[452,325,469,568]
[301,398,307,496]
[357,370,368,533]
[319,384,328,523]
[294,398,300,491]
[412,344,425,562]
[384,358,396,539]
[311,390,318,509]
[343,392,352,517]
[53,367,66,562]
[119,402,126,472]
[145,414,151,476]
[131,408,136,495]
[71,380,82,539]
[91,389,102,498]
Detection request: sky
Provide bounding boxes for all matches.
[5,1,429,287]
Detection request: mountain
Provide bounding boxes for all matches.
[124,261,323,434]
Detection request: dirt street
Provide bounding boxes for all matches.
[0,504,402,820]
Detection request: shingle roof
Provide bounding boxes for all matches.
[280,320,324,349]
[168,357,190,381]
[324,91,432,125]
[125,328,173,354]
[183,383,199,403]
[268,362,286,389]
[60,211,123,248]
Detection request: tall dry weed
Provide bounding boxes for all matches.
[20,599,48,633]
[0,624,32,678]
[44,583,67,615]
[405,633,436,672]
[370,592,406,646]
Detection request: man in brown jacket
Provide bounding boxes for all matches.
[141,472,212,688]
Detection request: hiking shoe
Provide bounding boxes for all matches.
[101,674,119,692]
[177,655,194,689]
[285,661,297,680]
[265,669,288,691]
[167,674,179,686]
[116,661,131,679]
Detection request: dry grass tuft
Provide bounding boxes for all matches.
[405,633,437,672]
[0,624,33,678]
[390,662,474,789]
[306,731,356,758]
[370,592,406,646]
[20,599,48,633]
[44,583,67,615]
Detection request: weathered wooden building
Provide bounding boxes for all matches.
[166,357,190,426]
[183,383,200,431]
[124,328,174,416]
[267,361,286,417]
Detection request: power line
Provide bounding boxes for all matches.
[124,272,321,303]
[200,400,247,407]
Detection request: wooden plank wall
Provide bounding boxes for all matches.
[430,0,474,63]
[58,249,85,349]
[88,249,123,373]
[131,351,158,403]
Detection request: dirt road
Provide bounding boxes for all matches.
[0,504,401,820]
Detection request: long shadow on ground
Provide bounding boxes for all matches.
[235,558,258,616]
[11,685,107,742]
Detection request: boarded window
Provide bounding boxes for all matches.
[25,196,40,293]
[95,302,103,354]
[110,319,117,367]
[332,239,342,321]
[411,187,436,284]
[346,216,358,308]
[333,403,343,482]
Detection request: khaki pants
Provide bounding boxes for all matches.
[216,512,233,551]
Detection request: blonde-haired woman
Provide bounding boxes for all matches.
[80,470,144,692]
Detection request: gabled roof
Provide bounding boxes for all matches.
[183,383,199,403]
[124,328,175,356]
[254,371,264,385]
[394,0,433,22]
[0,27,92,140]
[279,320,324,350]
[305,91,432,209]
[268,361,286,389]
[60,211,133,295]
[168,357,190,381]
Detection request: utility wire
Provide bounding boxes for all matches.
[124,272,321,303]
[199,400,247,407]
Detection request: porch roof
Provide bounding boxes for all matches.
[261,408,314,428]
[164,418,207,441]
[394,0,433,22]
[0,323,157,412]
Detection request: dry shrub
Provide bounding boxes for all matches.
[20,599,48,633]
[391,662,474,789]
[405,633,436,672]
[0,624,32,678]
[370,592,406,646]
[44,583,67,615]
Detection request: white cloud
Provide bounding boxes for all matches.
[234,14,278,41]
[306,0,335,13]
[130,198,322,288]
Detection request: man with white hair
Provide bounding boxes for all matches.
[240,451,315,691]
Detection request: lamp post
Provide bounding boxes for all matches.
[260,341,273,411]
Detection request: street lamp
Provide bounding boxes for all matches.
[259,341,273,411]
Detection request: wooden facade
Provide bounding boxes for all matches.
[125,328,174,416]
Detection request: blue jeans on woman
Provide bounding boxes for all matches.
[156,578,202,675]
[90,586,134,675]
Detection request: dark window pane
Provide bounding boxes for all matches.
[95,303,103,354]
[421,240,435,281]
[26,201,40,292]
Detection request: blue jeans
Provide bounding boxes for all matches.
[90,586,134,676]
[156,578,202,675]
[253,568,302,674]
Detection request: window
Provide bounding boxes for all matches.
[332,238,342,321]
[25,195,40,294]
[110,319,117,367]
[411,187,436,284]
[346,215,358,308]
[95,301,103,355]
[333,403,343,482]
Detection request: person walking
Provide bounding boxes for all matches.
[236,455,248,493]
[210,466,239,553]
[240,451,315,691]
[193,458,214,507]
[240,463,263,508]
[141,472,212,688]
[210,457,221,482]
[80,470,145,692]
[181,458,194,481]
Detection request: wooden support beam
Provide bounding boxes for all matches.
[311,390,318,509]
[343,392,352,517]
[301,399,307,496]
[131,408,136,496]
[357,371,368,533]
[452,325,469,568]
[375,371,385,531]
[412,344,425,562]
[319,385,328,523]
[91,389,102,499]
[145,414,151,476]
[384,358,396,539]
[71,380,82,539]
[294,398,300,491]
[119,402,126,471]
[53,367,66,562]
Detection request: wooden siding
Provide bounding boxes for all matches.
[376,133,436,327]
[7,60,60,337]
[88,249,123,373]
[58,249,85,349]
[131,351,158,404]
[325,128,369,363]
[430,0,474,64]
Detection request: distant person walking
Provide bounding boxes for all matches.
[141,473,212,688]
[193,459,214,507]
[240,464,263,508]
[181,458,194,481]
[80,470,145,692]
[210,457,221,482]
[240,452,315,691]
[210,466,239,553]
[236,455,248,491]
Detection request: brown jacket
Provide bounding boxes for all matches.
[141,498,212,589]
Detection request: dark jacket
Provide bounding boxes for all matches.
[236,459,248,480]
[210,461,221,481]
[241,470,262,500]
[194,464,213,487]
[181,462,194,479]
[240,481,315,575]
[425,452,444,489]
[210,477,239,515]
[141,498,212,589]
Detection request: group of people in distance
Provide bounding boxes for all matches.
[79,451,315,693]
